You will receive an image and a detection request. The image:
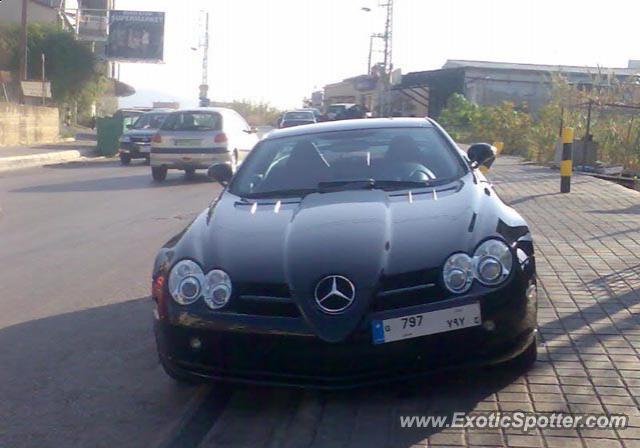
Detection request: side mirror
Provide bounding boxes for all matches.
[207,162,233,185]
[467,143,497,169]
[125,124,133,130]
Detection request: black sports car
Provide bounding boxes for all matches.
[152,118,537,388]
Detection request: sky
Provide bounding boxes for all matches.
[116,0,640,110]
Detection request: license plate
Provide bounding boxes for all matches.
[174,139,201,146]
[372,302,481,344]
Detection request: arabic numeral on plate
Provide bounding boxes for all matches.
[401,315,423,329]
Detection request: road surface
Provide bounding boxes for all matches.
[0,160,219,447]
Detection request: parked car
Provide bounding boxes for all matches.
[325,103,367,121]
[149,108,259,182]
[279,110,317,128]
[118,110,171,165]
[151,117,538,388]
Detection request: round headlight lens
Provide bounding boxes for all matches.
[168,260,204,305]
[474,239,513,285]
[203,269,232,309]
[443,253,473,293]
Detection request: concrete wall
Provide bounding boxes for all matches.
[0,103,59,146]
[0,0,59,24]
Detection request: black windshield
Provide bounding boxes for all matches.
[230,127,466,198]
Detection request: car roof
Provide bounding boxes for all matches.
[143,109,173,114]
[169,107,238,114]
[284,110,315,115]
[264,117,434,139]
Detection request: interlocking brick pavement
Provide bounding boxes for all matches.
[197,157,640,448]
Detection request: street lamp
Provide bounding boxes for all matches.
[360,6,377,75]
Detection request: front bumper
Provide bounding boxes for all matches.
[119,142,150,157]
[154,272,537,389]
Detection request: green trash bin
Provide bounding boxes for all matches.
[96,116,124,157]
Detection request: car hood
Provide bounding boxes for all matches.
[169,175,517,341]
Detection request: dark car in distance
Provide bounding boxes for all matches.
[118,110,171,165]
[325,103,367,121]
[152,118,538,388]
[279,110,317,128]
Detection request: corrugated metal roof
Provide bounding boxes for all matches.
[443,59,640,75]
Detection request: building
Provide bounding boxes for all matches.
[0,0,65,25]
[323,75,379,112]
[398,59,640,117]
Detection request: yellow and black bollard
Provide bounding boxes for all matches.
[560,127,574,193]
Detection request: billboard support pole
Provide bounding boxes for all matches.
[19,0,28,103]
[41,53,46,105]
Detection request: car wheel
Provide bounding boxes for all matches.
[120,153,131,165]
[152,166,168,182]
[508,339,537,372]
[159,357,202,385]
[185,168,196,178]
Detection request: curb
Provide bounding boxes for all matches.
[0,146,97,173]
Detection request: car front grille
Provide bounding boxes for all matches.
[231,282,300,317]
[226,271,450,318]
[373,268,450,312]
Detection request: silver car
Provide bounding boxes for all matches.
[149,108,259,182]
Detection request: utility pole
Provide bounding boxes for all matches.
[361,1,394,116]
[18,0,28,102]
[198,11,210,107]
[380,0,393,116]
[367,34,373,75]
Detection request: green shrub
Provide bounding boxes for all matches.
[437,75,640,169]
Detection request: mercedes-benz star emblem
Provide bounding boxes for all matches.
[314,275,356,314]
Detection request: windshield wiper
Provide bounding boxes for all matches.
[318,179,378,192]
[240,188,318,199]
[318,179,436,192]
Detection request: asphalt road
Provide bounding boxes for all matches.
[0,159,221,447]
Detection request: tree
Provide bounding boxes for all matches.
[0,23,104,107]
[215,99,282,126]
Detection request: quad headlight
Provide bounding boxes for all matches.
[119,135,131,143]
[474,239,513,286]
[168,260,232,309]
[442,239,513,293]
[443,253,474,293]
[203,269,232,309]
[168,260,204,305]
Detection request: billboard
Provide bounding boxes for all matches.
[77,10,109,42]
[106,11,165,62]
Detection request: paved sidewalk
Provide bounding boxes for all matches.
[191,157,640,448]
[0,140,97,172]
